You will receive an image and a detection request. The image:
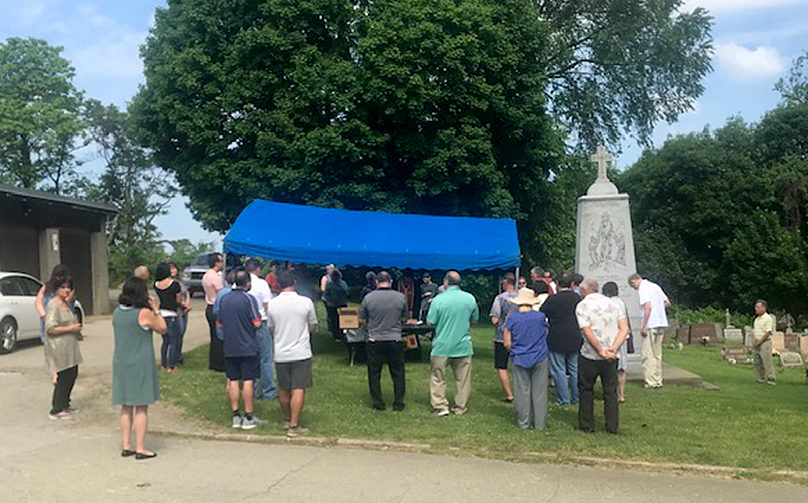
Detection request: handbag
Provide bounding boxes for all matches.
[626,316,635,354]
[626,333,635,354]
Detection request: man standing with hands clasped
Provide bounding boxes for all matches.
[575,278,629,434]
[628,273,670,389]
[359,271,409,411]
[752,299,777,386]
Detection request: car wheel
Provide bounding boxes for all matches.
[0,318,17,354]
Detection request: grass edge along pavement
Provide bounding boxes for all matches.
[159,312,808,484]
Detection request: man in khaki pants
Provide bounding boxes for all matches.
[426,271,479,416]
[752,299,776,385]
[628,273,670,389]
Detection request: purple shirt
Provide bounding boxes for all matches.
[504,310,549,369]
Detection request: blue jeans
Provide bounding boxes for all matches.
[161,316,182,368]
[177,311,187,362]
[549,351,579,405]
[256,322,277,399]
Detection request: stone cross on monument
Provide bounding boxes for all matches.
[576,143,643,372]
[590,144,613,182]
[586,144,618,196]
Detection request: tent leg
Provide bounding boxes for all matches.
[515,267,520,287]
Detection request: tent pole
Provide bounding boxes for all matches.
[223,250,228,285]
[515,266,520,287]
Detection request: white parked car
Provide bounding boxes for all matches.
[0,272,84,354]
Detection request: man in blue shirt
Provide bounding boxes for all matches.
[218,270,263,430]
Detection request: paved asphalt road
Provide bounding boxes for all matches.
[1,298,806,502]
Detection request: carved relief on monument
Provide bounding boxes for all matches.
[586,213,627,271]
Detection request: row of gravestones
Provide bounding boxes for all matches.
[674,322,808,367]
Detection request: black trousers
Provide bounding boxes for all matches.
[326,305,343,339]
[366,340,406,408]
[578,356,619,434]
[206,305,225,372]
[51,365,78,414]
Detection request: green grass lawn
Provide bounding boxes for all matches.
[162,305,808,472]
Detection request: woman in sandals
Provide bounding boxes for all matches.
[44,277,83,420]
[112,277,166,460]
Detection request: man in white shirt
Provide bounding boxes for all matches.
[628,273,671,389]
[246,259,276,400]
[576,278,629,434]
[266,270,318,438]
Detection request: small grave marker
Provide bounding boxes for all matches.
[778,351,804,368]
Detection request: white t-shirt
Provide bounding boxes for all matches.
[248,273,273,321]
[638,279,669,329]
[576,292,627,360]
[266,291,317,362]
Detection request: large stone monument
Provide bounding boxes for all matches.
[575,145,643,370]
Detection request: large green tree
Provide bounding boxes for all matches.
[619,115,808,312]
[133,0,712,265]
[0,37,86,194]
[84,100,177,284]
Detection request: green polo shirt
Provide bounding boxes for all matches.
[427,286,479,357]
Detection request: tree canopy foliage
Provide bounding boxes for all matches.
[0,37,86,193]
[620,93,808,312]
[133,0,712,266]
[0,37,192,285]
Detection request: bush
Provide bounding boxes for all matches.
[669,305,753,328]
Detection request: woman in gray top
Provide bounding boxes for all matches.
[44,277,83,420]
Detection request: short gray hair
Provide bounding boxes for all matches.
[444,270,461,285]
[581,278,599,293]
[627,273,642,284]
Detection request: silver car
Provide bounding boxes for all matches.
[0,272,84,354]
[182,253,210,297]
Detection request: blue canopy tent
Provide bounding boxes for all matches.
[223,200,520,271]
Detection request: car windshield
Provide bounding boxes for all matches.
[191,255,209,267]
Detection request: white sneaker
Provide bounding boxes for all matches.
[48,411,72,420]
[434,409,450,417]
[241,416,259,430]
[232,415,242,429]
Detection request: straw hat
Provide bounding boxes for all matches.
[509,288,541,306]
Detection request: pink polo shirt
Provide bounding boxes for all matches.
[202,269,223,306]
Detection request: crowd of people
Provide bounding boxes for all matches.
[39,252,794,460]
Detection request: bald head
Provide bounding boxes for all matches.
[134,265,149,280]
[444,270,461,286]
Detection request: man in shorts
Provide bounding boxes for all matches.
[267,270,318,438]
[489,274,518,402]
[218,270,263,430]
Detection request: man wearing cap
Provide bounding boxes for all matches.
[426,271,479,416]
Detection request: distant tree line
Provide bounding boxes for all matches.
[619,54,808,313]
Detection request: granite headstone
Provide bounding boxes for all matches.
[575,145,643,371]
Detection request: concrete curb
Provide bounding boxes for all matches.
[151,428,431,453]
[150,427,808,485]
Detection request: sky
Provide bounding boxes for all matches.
[3,0,808,246]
